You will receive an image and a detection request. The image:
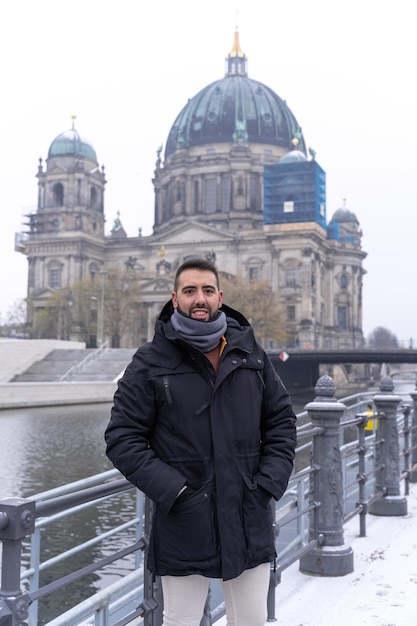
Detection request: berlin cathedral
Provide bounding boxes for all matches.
[18,31,366,350]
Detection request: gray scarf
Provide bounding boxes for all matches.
[170,308,227,352]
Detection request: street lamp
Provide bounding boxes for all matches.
[66,291,73,340]
[97,270,106,346]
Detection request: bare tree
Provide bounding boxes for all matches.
[27,267,144,346]
[220,275,287,348]
[70,268,144,347]
[70,277,99,346]
[30,290,73,340]
[367,326,399,349]
[102,267,143,347]
[5,299,28,337]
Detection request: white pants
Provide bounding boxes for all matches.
[161,562,270,626]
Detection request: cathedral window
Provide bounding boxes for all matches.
[90,186,98,209]
[337,306,347,330]
[285,267,298,287]
[237,176,244,195]
[194,180,199,212]
[49,267,61,289]
[246,256,264,282]
[204,178,217,213]
[53,183,64,207]
[250,175,258,210]
[286,305,296,321]
[249,267,260,281]
[340,274,348,289]
[221,176,230,212]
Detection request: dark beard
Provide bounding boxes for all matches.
[176,304,219,322]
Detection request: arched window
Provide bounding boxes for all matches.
[246,256,264,282]
[49,264,61,289]
[221,175,230,212]
[337,306,348,330]
[204,178,217,213]
[340,274,348,289]
[194,180,199,212]
[53,183,64,206]
[285,266,298,287]
[90,186,98,210]
[249,174,258,210]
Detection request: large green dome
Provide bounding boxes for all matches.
[48,124,97,161]
[165,32,306,158]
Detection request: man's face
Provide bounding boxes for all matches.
[172,269,223,321]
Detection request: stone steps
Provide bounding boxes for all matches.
[8,345,136,383]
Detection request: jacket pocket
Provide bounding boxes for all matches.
[241,474,274,553]
[154,479,217,562]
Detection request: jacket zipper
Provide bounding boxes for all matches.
[163,375,173,404]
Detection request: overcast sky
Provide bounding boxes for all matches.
[1,0,415,344]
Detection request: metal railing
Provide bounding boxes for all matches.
[59,342,109,381]
[1,375,416,626]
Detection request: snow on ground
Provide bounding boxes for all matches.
[272,481,417,626]
[215,482,417,626]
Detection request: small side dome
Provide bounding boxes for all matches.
[279,149,308,164]
[48,122,97,162]
[330,207,359,224]
[327,202,361,244]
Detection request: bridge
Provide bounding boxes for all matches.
[268,349,417,389]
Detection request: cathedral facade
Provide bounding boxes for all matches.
[20,32,366,350]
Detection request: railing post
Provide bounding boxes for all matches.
[369,377,407,516]
[0,497,35,626]
[143,497,163,626]
[409,383,417,482]
[299,375,354,576]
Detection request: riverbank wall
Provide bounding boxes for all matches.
[0,381,117,409]
[0,339,86,382]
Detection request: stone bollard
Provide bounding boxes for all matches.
[369,377,408,516]
[409,382,417,483]
[299,375,353,576]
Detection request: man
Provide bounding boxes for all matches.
[105,259,297,626]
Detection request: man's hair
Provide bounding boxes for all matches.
[174,259,220,291]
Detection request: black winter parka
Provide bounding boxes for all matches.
[105,302,297,581]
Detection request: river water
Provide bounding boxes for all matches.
[0,404,120,624]
[0,403,114,499]
[0,394,315,500]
